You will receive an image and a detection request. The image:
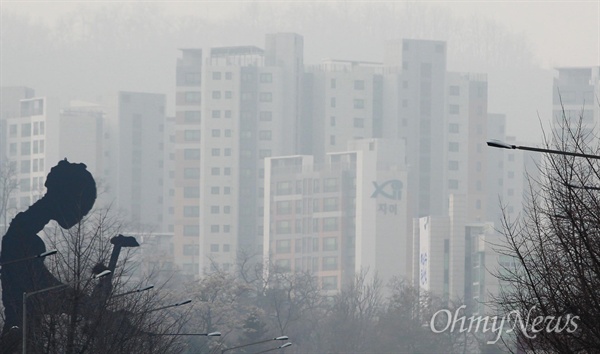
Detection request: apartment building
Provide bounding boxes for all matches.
[102,92,167,231]
[552,67,600,139]
[264,139,408,291]
[173,34,303,276]
[305,60,383,160]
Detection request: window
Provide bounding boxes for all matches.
[211,148,220,156]
[212,71,221,80]
[276,239,291,252]
[449,142,459,152]
[21,123,31,137]
[449,85,460,96]
[184,206,199,217]
[211,167,220,176]
[183,244,199,256]
[184,225,199,236]
[276,220,291,234]
[323,178,338,192]
[212,110,221,118]
[259,149,271,158]
[449,123,459,133]
[449,104,460,114]
[353,118,364,128]
[330,135,336,145]
[259,130,272,140]
[323,237,338,251]
[211,206,220,214]
[275,259,291,271]
[259,92,272,102]
[322,276,337,290]
[323,257,338,271]
[184,149,200,160]
[184,130,201,141]
[210,244,219,252]
[276,201,292,215]
[330,116,336,126]
[184,111,201,122]
[184,186,200,198]
[323,197,338,211]
[21,142,30,156]
[20,160,30,174]
[224,187,231,194]
[225,129,232,137]
[353,99,365,109]
[211,225,220,233]
[224,206,231,214]
[323,217,338,231]
[212,129,221,137]
[212,91,221,99]
[448,179,459,189]
[259,111,272,121]
[224,168,231,175]
[184,168,200,179]
[185,92,201,103]
[225,110,232,118]
[224,225,231,232]
[223,244,231,252]
[225,91,232,99]
[277,181,292,195]
[224,148,231,156]
[330,97,336,108]
[330,79,336,88]
[260,73,273,83]
[9,125,17,137]
[225,72,232,80]
[448,161,459,171]
[354,80,365,90]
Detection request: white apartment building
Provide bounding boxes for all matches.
[173,34,304,277]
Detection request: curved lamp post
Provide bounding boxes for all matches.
[111,285,154,298]
[0,249,57,267]
[221,336,289,354]
[251,342,292,354]
[22,270,112,354]
[487,139,600,160]
[150,331,221,337]
[145,299,192,314]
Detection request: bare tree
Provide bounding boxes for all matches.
[494,106,600,353]
[0,159,18,235]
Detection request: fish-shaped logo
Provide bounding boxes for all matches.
[371,179,403,200]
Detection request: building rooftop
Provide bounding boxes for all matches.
[210,46,264,57]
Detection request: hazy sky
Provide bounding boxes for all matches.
[3,0,599,69]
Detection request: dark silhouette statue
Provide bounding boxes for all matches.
[0,160,96,345]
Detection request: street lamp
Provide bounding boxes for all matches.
[150,331,221,337]
[487,139,600,160]
[111,285,154,298]
[145,299,192,313]
[251,342,292,354]
[22,270,112,354]
[221,336,289,354]
[0,249,57,267]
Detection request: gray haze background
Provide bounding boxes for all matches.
[1,1,599,142]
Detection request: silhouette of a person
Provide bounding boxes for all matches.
[0,159,96,335]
